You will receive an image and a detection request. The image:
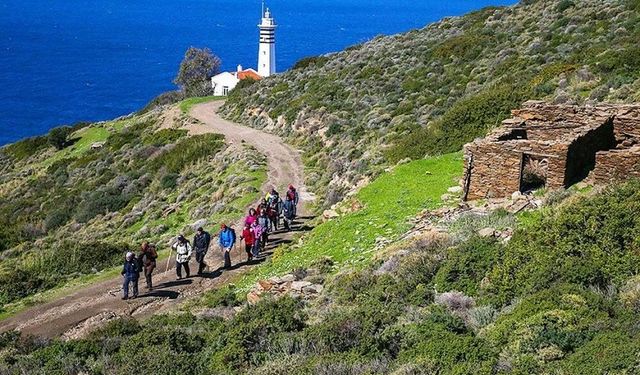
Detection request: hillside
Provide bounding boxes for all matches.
[222,0,640,206]
[2,0,640,373]
[0,105,266,311]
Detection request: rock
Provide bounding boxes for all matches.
[440,194,453,201]
[280,274,296,283]
[302,284,324,294]
[447,186,463,194]
[191,219,208,231]
[257,280,273,291]
[323,209,339,220]
[478,227,496,238]
[291,281,312,292]
[247,291,262,305]
[511,191,524,201]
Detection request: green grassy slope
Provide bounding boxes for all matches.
[235,153,462,291]
[0,111,267,311]
[222,0,640,206]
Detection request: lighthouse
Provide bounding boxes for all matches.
[258,3,276,77]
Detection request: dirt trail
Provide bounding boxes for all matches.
[0,101,314,339]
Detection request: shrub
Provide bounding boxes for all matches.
[485,180,640,304]
[144,129,188,147]
[292,56,329,70]
[2,135,49,160]
[151,133,225,173]
[47,126,73,150]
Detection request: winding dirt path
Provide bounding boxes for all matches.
[0,101,313,339]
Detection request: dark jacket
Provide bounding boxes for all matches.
[121,259,139,280]
[193,231,211,253]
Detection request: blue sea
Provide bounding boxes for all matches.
[0,0,516,145]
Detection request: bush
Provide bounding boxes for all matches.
[485,180,640,304]
[2,135,49,160]
[151,133,225,173]
[47,126,73,150]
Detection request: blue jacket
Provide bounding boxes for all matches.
[121,259,139,280]
[219,228,236,248]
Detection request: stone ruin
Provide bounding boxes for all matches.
[462,101,640,200]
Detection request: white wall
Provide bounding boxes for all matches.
[211,72,239,96]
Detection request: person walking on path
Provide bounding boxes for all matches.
[121,252,139,300]
[286,184,299,217]
[138,241,158,290]
[240,223,256,262]
[251,221,263,258]
[245,208,258,227]
[257,209,270,249]
[173,235,192,280]
[282,198,295,231]
[219,224,236,269]
[193,227,211,275]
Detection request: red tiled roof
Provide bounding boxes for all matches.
[238,70,262,81]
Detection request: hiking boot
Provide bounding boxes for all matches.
[121,296,128,300]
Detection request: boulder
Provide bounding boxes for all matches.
[478,227,496,238]
[302,284,324,294]
[291,281,312,292]
[447,186,463,194]
[247,291,262,305]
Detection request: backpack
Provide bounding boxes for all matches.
[148,244,158,261]
[230,228,237,244]
[287,189,296,201]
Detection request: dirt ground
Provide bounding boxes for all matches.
[0,101,314,339]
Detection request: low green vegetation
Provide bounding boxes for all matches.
[3,174,639,374]
[236,153,462,291]
[178,96,225,113]
[222,0,640,206]
[0,111,266,310]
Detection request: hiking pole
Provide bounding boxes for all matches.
[166,247,173,273]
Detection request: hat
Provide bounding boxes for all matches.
[177,234,185,242]
[220,223,227,229]
[126,252,134,259]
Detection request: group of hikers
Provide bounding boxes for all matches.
[121,185,300,300]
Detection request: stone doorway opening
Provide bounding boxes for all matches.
[520,154,548,192]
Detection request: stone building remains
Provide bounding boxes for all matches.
[462,101,640,200]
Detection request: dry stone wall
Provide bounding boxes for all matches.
[463,102,640,200]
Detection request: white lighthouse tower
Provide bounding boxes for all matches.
[258,3,276,77]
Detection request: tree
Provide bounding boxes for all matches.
[47,126,72,150]
[174,47,221,97]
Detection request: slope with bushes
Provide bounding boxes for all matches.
[2,168,639,374]
[0,109,266,311]
[222,0,640,206]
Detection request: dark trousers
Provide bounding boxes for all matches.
[195,250,207,274]
[144,262,155,288]
[176,261,190,278]
[123,276,138,299]
[245,244,253,260]
[223,248,232,269]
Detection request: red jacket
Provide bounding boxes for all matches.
[242,228,255,245]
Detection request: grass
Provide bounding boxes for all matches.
[234,152,463,291]
[179,96,225,113]
[40,126,110,167]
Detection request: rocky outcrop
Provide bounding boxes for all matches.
[247,270,325,304]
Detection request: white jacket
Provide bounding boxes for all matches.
[173,241,192,263]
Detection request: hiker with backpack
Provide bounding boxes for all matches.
[251,221,263,258]
[240,223,256,262]
[286,184,299,217]
[121,252,139,300]
[138,241,158,289]
[173,235,192,280]
[282,198,295,231]
[245,208,258,227]
[219,224,236,269]
[257,209,270,249]
[193,227,211,275]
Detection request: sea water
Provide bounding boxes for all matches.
[0,0,515,145]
